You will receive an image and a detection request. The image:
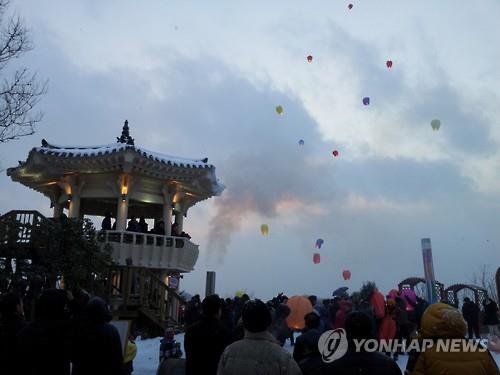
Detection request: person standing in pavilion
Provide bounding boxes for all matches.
[127,216,139,232]
[101,212,112,231]
[138,216,148,233]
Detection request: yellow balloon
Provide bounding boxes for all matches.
[260,224,269,236]
[275,105,284,115]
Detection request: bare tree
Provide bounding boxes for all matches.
[471,264,498,304]
[0,0,46,143]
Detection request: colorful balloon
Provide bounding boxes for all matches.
[362,97,370,106]
[386,60,393,68]
[342,270,351,280]
[260,224,269,236]
[370,289,386,319]
[348,4,353,10]
[315,238,324,249]
[286,296,314,330]
[298,139,304,146]
[387,289,399,300]
[332,150,339,157]
[275,105,284,115]
[431,119,441,131]
[401,289,417,311]
[313,253,321,264]
[307,55,313,63]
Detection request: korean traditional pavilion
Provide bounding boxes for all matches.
[5,121,224,330]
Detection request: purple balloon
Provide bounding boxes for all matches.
[362,97,370,105]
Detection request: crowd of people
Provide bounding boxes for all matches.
[0,289,137,375]
[1,285,499,375]
[101,213,191,239]
[159,287,500,375]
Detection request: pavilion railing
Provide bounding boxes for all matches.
[97,230,199,271]
[107,265,185,325]
[97,230,189,249]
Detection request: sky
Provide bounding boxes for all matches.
[1,0,499,300]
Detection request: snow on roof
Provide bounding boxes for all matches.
[34,142,213,169]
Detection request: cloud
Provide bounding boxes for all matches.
[2,0,500,299]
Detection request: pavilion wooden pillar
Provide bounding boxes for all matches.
[174,210,184,233]
[53,202,63,218]
[52,189,64,218]
[161,186,173,236]
[116,174,131,231]
[68,177,84,219]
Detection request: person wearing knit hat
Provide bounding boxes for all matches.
[217,299,301,375]
[406,303,499,375]
[322,311,402,375]
[185,294,232,375]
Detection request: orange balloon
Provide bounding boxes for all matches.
[342,270,351,280]
[286,296,313,330]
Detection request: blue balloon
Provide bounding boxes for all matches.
[298,139,304,146]
[363,97,370,106]
[315,238,324,249]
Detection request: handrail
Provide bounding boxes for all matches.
[97,230,196,249]
[107,264,185,324]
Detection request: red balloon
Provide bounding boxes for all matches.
[386,60,393,68]
[307,55,313,63]
[342,270,351,280]
[332,150,339,157]
[348,4,353,10]
[313,253,321,264]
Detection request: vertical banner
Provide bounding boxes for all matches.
[421,238,438,304]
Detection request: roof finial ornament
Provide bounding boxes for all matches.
[117,120,135,145]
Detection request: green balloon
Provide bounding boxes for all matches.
[431,119,441,131]
[275,105,284,115]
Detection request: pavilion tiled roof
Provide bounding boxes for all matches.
[35,142,214,169]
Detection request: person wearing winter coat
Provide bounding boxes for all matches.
[406,302,499,375]
[184,294,233,375]
[462,297,481,339]
[123,336,137,375]
[379,299,399,360]
[293,312,323,375]
[71,297,124,375]
[413,296,428,330]
[184,295,202,327]
[333,299,352,330]
[317,299,332,332]
[269,302,291,346]
[217,299,302,375]
[16,289,72,375]
[322,311,402,375]
[483,297,500,336]
[328,297,340,328]
[0,292,27,375]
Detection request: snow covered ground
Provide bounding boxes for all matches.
[134,333,499,375]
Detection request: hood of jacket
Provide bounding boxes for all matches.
[420,303,466,338]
